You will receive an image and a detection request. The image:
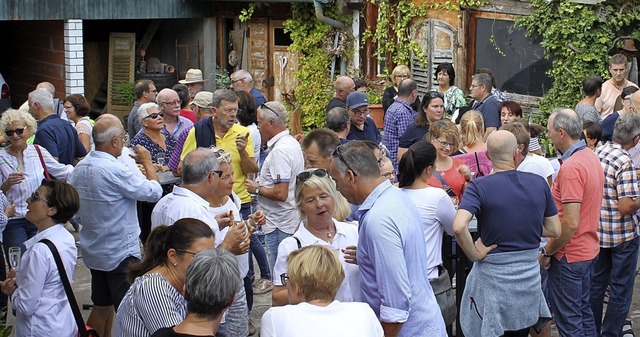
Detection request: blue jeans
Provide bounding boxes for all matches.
[216,281,248,337]
[3,218,37,255]
[589,237,639,337]
[265,228,291,273]
[549,255,597,337]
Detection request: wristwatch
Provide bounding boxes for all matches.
[255,186,261,195]
[541,247,553,257]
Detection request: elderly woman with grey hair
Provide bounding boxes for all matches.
[130,102,176,171]
[151,248,240,337]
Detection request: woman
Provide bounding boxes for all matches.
[432,63,466,117]
[426,119,470,204]
[499,100,523,126]
[398,91,445,160]
[582,120,602,151]
[453,110,492,176]
[235,90,261,162]
[382,65,420,113]
[131,102,176,170]
[261,245,383,337]
[0,109,73,254]
[114,218,215,337]
[63,94,93,152]
[0,180,80,336]
[271,168,358,306]
[151,249,241,337]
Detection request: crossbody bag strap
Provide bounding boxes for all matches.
[433,171,455,197]
[39,239,89,337]
[34,145,51,180]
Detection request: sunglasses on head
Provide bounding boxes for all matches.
[5,128,25,137]
[332,145,358,177]
[144,112,164,120]
[297,169,328,182]
[260,103,278,115]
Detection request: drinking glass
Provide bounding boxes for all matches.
[157,152,166,166]
[8,247,20,270]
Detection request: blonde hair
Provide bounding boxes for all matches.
[294,169,350,221]
[390,65,412,83]
[0,109,37,136]
[460,110,484,147]
[287,245,344,302]
[428,119,461,148]
[209,146,232,165]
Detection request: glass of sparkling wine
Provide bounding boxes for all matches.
[157,152,166,166]
[8,247,20,270]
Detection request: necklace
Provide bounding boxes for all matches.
[306,223,335,239]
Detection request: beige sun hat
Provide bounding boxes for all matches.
[179,69,208,84]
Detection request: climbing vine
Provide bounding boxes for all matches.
[517,0,640,114]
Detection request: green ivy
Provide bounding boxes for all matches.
[517,0,640,115]
[284,4,351,131]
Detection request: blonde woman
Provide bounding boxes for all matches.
[382,65,420,113]
[271,168,358,306]
[454,111,492,177]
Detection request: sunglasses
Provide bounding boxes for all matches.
[297,169,328,182]
[144,112,164,120]
[30,191,49,205]
[5,128,25,137]
[280,273,289,286]
[260,103,278,116]
[427,91,444,99]
[332,145,358,177]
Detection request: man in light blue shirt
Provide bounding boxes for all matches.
[69,114,162,337]
[329,141,446,337]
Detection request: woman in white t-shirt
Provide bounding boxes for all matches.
[261,245,383,337]
[63,94,94,152]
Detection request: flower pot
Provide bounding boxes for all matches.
[369,104,384,129]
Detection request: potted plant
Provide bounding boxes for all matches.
[366,81,385,129]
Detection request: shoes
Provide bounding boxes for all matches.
[622,320,634,337]
[248,318,256,336]
[253,278,273,294]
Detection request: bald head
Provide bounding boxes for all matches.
[630,91,640,113]
[487,130,518,168]
[335,76,355,101]
[93,114,124,151]
[36,82,55,95]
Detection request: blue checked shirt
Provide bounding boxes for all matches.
[383,99,415,171]
[595,142,640,248]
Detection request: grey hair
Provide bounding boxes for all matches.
[185,248,240,319]
[93,125,122,145]
[232,69,253,83]
[137,103,159,124]
[29,88,55,111]
[182,148,221,185]
[326,107,350,133]
[259,101,288,126]
[397,79,417,96]
[613,112,640,145]
[472,73,493,92]
[209,146,232,165]
[331,141,380,179]
[211,89,238,109]
[549,108,582,140]
[36,82,56,95]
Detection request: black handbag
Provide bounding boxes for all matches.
[39,239,99,337]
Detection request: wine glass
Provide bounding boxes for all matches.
[156,152,166,166]
[8,247,20,270]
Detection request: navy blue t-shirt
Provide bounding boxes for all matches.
[472,94,500,129]
[347,117,381,143]
[601,111,618,143]
[459,170,558,254]
[399,123,429,148]
[34,114,87,165]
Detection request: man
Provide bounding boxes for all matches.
[69,114,162,337]
[28,88,87,165]
[328,141,446,337]
[454,130,560,336]
[168,91,214,174]
[326,107,350,144]
[230,69,267,107]
[301,128,340,169]
[470,73,500,140]
[596,54,639,120]
[345,91,380,144]
[245,101,304,271]
[619,38,638,85]
[541,108,604,337]
[178,68,207,102]
[325,76,355,113]
[151,147,250,337]
[157,88,193,138]
[19,82,67,120]
[575,75,603,123]
[127,79,157,137]
[590,112,640,336]
[601,86,639,142]
[180,89,257,218]
[383,79,418,170]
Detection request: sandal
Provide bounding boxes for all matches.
[622,319,634,337]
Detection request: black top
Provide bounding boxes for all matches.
[382,86,421,113]
[151,327,215,337]
[325,97,346,113]
[399,124,429,148]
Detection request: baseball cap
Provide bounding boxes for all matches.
[346,91,369,109]
[191,91,213,108]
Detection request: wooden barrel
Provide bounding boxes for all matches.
[135,73,177,91]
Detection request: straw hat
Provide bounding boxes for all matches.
[179,69,208,84]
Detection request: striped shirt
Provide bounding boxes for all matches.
[383,99,414,171]
[114,273,187,337]
[595,142,640,248]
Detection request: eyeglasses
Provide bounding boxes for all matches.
[143,112,164,120]
[176,249,197,256]
[395,74,409,79]
[297,169,328,182]
[5,128,25,137]
[280,273,289,286]
[63,105,74,111]
[221,108,238,114]
[260,103,278,116]
[211,170,223,178]
[469,84,482,89]
[433,138,456,149]
[382,171,396,179]
[231,77,246,84]
[29,191,49,205]
[332,145,358,177]
[160,100,182,106]
[351,108,370,116]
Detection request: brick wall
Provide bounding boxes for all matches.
[64,19,85,95]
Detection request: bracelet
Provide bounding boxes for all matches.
[541,247,553,257]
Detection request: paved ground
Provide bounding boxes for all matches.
[5,229,640,336]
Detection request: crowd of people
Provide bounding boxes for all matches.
[0,47,638,337]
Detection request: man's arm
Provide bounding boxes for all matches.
[453,209,496,262]
[483,127,497,141]
[541,215,561,238]
[247,182,288,202]
[236,132,258,174]
[382,323,403,337]
[544,202,580,255]
[618,197,640,216]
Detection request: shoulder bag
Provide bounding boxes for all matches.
[34,145,51,180]
[429,265,456,326]
[39,239,99,337]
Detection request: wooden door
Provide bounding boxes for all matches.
[410,19,457,97]
[106,32,135,119]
